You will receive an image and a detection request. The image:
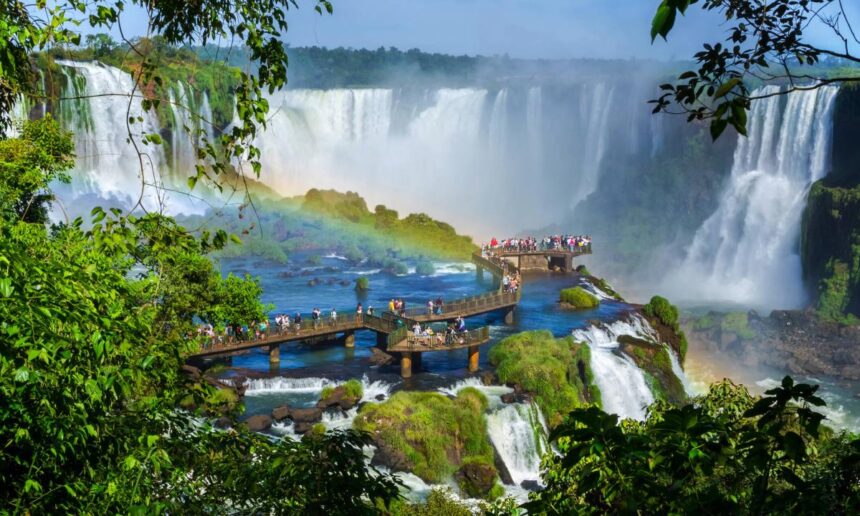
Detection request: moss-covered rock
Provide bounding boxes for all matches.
[354,276,370,291]
[354,390,498,492]
[720,312,757,340]
[415,261,435,276]
[559,287,599,310]
[488,330,600,428]
[318,379,363,410]
[642,295,689,363]
[619,336,686,404]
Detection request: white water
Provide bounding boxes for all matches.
[486,402,548,486]
[667,346,697,396]
[670,86,839,310]
[572,316,658,420]
[437,377,513,409]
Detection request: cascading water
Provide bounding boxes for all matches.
[572,316,657,420]
[670,85,839,309]
[486,402,548,487]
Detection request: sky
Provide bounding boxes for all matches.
[107,0,858,61]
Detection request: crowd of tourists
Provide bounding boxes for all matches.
[408,316,472,348]
[502,272,521,294]
[482,235,592,253]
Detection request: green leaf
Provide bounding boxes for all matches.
[651,3,677,42]
[715,78,741,99]
[187,175,198,190]
[0,277,13,297]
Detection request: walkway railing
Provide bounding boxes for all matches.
[390,326,490,352]
[490,243,593,256]
[387,288,520,320]
[195,315,363,355]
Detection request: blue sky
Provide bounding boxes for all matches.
[111,0,857,60]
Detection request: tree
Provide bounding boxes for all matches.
[0,114,401,513]
[0,115,73,223]
[526,377,860,514]
[650,0,860,139]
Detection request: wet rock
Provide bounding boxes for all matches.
[289,407,322,424]
[272,405,291,421]
[293,421,315,434]
[326,278,338,285]
[501,392,531,404]
[370,439,414,472]
[244,414,272,432]
[520,480,541,491]
[369,347,395,366]
[301,269,315,276]
[493,447,514,485]
[480,371,497,385]
[339,280,351,287]
[277,271,295,279]
[231,376,248,397]
[455,461,498,497]
[214,416,232,429]
[317,385,360,411]
[375,394,386,401]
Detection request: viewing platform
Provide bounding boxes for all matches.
[186,241,590,377]
[488,245,592,272]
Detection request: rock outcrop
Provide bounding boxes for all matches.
[244,414,272,432]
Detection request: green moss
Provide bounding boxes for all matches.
[643,296,680,331]
[382,488,472,516]
[693,314,716,331]
[575,264,591,276]
[486,482,505,501]
[354,390,495,484]
[488,330,599,428]
[415,261,435,276]
[720,312,756,340]
[559,287,599,310]
[320,385,334,401]
[355,276,370,291]
[620,338,686,404]
[320,379,363,404]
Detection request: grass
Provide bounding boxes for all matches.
[559,287,599,310]
[320,379,363,404]
[353,390,496,485]
[488,330,599,428]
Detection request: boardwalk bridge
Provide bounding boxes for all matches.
[187,245,591,377]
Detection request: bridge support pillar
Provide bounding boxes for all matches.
[268,343,280,365]
[468,346,479,372]
[344,331,355,348]
[413,351,422,372]
[376,331,387,347]
[504,307,514,325]
[565,254,573,273]
[401,352,413,379]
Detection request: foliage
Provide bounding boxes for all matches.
[527,377,860,514]
[643,295,689,362]
[693,313,716,331]
[355,275,370,291]
[559,287,599,309]
[321,379,363,404]
[384,487,473,516]
[721,312,757,340]
[0,126,401,512]
[621,339,687,404]
[650,0,860,140]
[0,116,74,223]
[489,331,599,428]
[354,390,497,486]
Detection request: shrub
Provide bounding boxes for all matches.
[355,276,369,291]
[342,379,363,400]
[415,261,435,276]
[560,287,600,309]
[643,295,680,331]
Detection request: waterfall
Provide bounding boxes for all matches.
[572,316,657,420]
[50,61,205,216]
[572,83,615,207]
[672,85,839,309]
[486,402,548,486]
[488,89,509,154]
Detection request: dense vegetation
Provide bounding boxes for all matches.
[559,287,599,310]
[0,117,400,512]
[526,377,860,514]
[178,188,477,267]
[489,331,600,428]
[642,295,689,362]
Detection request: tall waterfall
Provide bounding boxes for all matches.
[670,86,839,309]
[486,402,548,486]
[572,316,657,420]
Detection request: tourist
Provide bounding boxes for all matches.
[427,299,434,316]
[388,299,395,313]
[330,308,338,325]
[294,312,302,332]
[413,322,422,336]
[312,307,320,329]
[367,305,375,316]
[435,296,443,315]
[356,303,363,322]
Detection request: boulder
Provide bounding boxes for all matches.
[272,405,291,421]
[375,394,386,401]
[244,414,272,432]
[317,386,359,411]
[277,271,295,279]
[520,480,541,491]
[214,416,232,429]
[293,421,316,434]
[369,347,395,366]
[501,392,531,404]
[370,439,414,472]
[289,407,323,424]
[480,371,497,385]
[455,461,498,497]
[493,447,514,485]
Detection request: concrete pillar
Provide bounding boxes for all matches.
[376,331,387,347]
[401,352,413,378]
[468,346,479,373]
[344,331,355,348]
[504,308,514,325]
[565,254,573,273]
[413,351,423,372]
[268,343,280,365]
